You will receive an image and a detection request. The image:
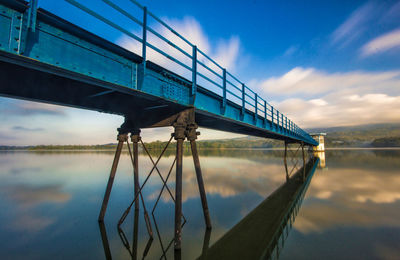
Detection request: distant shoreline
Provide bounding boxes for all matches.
[1,147,399,152]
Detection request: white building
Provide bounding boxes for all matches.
[310,133,326,152]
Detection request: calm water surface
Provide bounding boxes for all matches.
[0,149,399,259]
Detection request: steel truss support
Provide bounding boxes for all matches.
[131,130,140,211]
[283,141,289,182]
[173,120,185,251]
[283,141,310,182]
[98,109,211,256]
[173,110,212,252]
[187,124,212,230]
[98,133,127,222]
[98,129,153,240]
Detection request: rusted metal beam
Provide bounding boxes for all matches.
[284,141,289,182]
[187,123,212,229]
[131,130,141,211]
[98,133,128,222]
[174,120,186,251]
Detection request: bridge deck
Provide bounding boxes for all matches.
[0,0,317,145]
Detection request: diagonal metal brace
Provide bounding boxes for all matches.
[118,135,174,226]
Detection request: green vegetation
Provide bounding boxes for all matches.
[371,137,400,147]
[144,137,281,150]
[1,123,399,150]
[309,123,400,148]
[0,144,117,151]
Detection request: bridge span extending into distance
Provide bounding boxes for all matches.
[0,0,318,254]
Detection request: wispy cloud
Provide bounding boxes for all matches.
[12,126,45,132]
[331,2,376,47]
[0,131,16,141]
[361,28,400,56]
[283,45,298,57]
[276,93,400,128]
[382,1,400,23]
[251,67,400,128]
[253,67,400,98]
[2,100,66,117]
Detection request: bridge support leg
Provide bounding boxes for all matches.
[187,124,212,230]
[284,141,289,182]
[132,203,139,260]
[174,122,186,251]
[98,133,128,222]
[131,130,141,211]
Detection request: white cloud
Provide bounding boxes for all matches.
[294,166,400,234]
[256,67,400,97]
[213,36,240,72]
[361,28,400,56]
[331,2,375,47]
[276,93,400,128]
[252,67,400,128]
[117,16,241,81]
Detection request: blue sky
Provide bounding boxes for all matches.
[1,0,400,145]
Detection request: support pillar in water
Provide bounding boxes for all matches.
[131,130,141,211]
[98,133,128,222]
[173,120,186,251]
[187,123,212,229]
[284,141,289,182]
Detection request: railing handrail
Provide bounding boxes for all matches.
[63,0,314,143]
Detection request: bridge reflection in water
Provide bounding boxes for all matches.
[98,156,319,260]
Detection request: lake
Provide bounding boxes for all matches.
[0,149,399,259]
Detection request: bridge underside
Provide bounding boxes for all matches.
[0,50,301,143]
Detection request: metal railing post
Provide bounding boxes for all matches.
[142,7,147,61]
[222,68,226,114]
[277,111,280,130]
[254,94,258,122]
[285,117,288,132]
[191,45,197,104]
[27,0,38,32]
[264,100,267,125]
[139,6,147,90]
[241,84,245,118]
[271,106,274,127]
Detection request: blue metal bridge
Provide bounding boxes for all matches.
[0,0,318,254]
[0,0,317,145]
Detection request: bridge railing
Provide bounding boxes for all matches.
[62,0,311,140]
